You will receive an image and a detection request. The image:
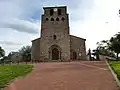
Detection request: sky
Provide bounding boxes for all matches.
[0,0,120,55]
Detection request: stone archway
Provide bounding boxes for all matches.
[52,48,59,60]
[49,45,62,60]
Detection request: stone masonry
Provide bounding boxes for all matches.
[31,6,86,61]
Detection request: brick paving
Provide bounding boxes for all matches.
[4,61,120,90]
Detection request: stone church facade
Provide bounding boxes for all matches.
[31,6,86,61]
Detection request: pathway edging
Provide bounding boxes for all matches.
[105,60,120,87]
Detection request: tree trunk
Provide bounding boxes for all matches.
[116,53,119,61]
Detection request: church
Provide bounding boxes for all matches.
[31,6,86,61]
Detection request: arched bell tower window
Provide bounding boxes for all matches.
[50,9,54,16]
[58,9,61,15]
[46,18,49,21]
[51,18,54,21]
[62,17,65,21]
[56,17,59,21]
[53,35,56,40]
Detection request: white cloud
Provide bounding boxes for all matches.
[0,0,120,55]
[0,41,22,46]
[70,0,120,51]
[0,0,41,55]
[0,18,39,34]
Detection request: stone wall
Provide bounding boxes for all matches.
[31,6,87,61]
[40,6,70,61]
[70,35,86,60]
[40,34,70,61]
[31,38,40,61]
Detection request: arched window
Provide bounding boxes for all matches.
[56,17,59,21]
[51,18,54,21]
[62,17,65,21]
[53,35,56,40]
[46,18,49,21]
[50,9,54,16]
[58,9,61,15]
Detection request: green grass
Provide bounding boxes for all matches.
[109,61,120,80]
[0,64,33,89]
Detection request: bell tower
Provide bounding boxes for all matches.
[41,6,70,39]
[40,6,70,61]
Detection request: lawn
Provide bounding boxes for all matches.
[109,61,120,80]
[0,64,33,89]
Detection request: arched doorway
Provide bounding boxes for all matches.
[73,52,77,60]
[52,48,59,60]
[49,45,62,60]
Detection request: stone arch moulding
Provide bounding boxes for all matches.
[62,17,65,21]
[51,18,54,21]
[48,44,62,60]
[46,18,49,21]
[56,17,59,21]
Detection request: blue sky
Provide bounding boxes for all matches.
[0,0,120,55]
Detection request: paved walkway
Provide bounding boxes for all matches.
[5,61,119,90]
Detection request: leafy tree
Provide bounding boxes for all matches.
[0,46,5,65]
[7,52,14,59]
[109,32,120,60]
[8,51,18,59]
[96,40,115,57]
[0,46,5,58]
[96,32,120,60]
[7,51,21,64]
[18,45,31,63]
[92,49,100,60]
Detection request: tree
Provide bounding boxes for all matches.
[8,51,21,64]
[96,32,120,60]
[18,45,31,63]
[0,46,5,65]
[109,32,120,60]
[0,46,5,58]
[7,52,14,59]
[96,40,115,57]
[92,49,100,60]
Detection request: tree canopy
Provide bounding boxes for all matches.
[6,45,31,63]
[18,45,31,62]
[0,46,5,58]
[96,32,120,60]
[109,32,120,60]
